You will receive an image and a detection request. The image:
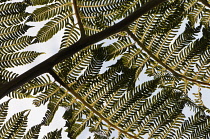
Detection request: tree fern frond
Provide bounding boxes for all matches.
[0,24,33,42]
[0,51,44,68]
[28,1,72,22]
[201,8,210,27]
[41,88,68,125]
[60,23,80,49]
[0,2,28,16]
[0,12,29,28]
[188,3,204,25]
[42,129,62,139]
[22,124,42,139]
[0,99,10,127]
[25,0,54,6]
[55,44,100,83]
[0,69,18,83]
[0,110,29,138]
[9,74,53,99]
[0,36,35,54]
[175,111,208,139]
[36,12,73,42]
[105,36,135,61]
[33,83,60,107]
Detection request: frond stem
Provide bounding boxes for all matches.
[126,29,210,87]
[73,0,86,38]
[48,69,138,139]
[0,0,167,100]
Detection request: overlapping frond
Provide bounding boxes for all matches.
[0,12,29,27]
[42,129,62,139]
[1,0,210,138]
[28,1,72,22]
[0,24,32,42]
[0,51,44,68]
[36,12,73,42]
[0,110,29,138]
[0,36,35,54]
[0,2,28,16]
[0,99,10,127]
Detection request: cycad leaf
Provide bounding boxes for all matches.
[0,110,29,138]
[0,99,10,127]
[0,51,44,68]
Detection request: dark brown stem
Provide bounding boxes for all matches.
[199,0,210,8]
[49,69,138,139]
[126,29,210,86]
[0,0,167,99]
[73,0,86,38]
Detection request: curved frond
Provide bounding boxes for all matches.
[42,129,62,139]
[0,12,29,27]
[0,99,10,127]
[36,12,73,42]
[0,36,35,54]
[22,124,42,139]
[0,24,33,42]
[0,110,29,139]
[0,51,44,68]
[60,23,80,49]
[28,1,72,22]
[0,2,28,16]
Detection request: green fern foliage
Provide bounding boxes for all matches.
[0,36,35,54]
[36,12,73,42]
[0,51,44,68]
[0,99,10,127]
[0,2,28,16]
[0,110,29,138]
[0,24,32,42]
[42,129,62,139]
[1,0,210,138]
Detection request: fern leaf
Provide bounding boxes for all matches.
[25,0,54,6]
[60,23,80,49]
[0,2,28,16]
[36,12,73,42]
[13,74,53,98]
[0,51,44,68]
[0,110,29,138]
[0,69,18,83]
[22,124,42,139]
[28,1,72,22]
[0,12,29,27]
[0,24,33,42]
[42,129,62,139]
[0,99,10,127]
[0,36,34,54]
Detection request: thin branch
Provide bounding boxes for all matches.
[0,0,167,99]
[126,29,210,87]
[199,0,210,8]
[48,69,138,139]
[73,0,86,38]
